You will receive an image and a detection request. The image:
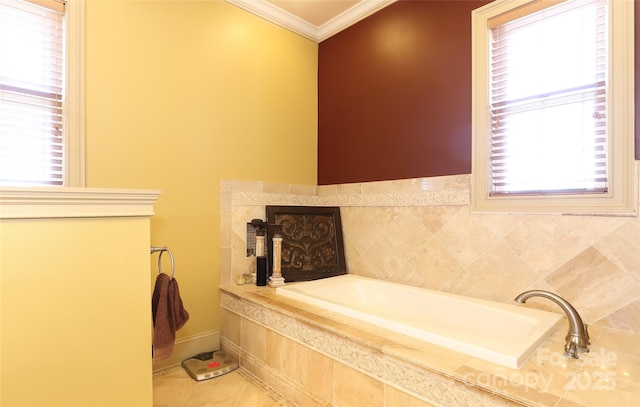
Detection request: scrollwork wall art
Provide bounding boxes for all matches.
[266,206,347,282]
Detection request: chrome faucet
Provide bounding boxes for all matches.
[514,290,590,359]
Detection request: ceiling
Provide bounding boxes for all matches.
[225,0,397,42]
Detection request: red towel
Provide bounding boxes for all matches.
[152,273,189,362]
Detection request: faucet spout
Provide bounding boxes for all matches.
[515,290,589,359]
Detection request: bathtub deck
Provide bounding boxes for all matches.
[221,283,640,407]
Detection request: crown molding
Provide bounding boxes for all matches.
[225,0,396,42]
[316,0,396,41]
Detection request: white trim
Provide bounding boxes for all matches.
[225,0,396,42]
[152,331,221,372]
[64,0,86,187]
[471,0,637,216]
[0,187,161,219]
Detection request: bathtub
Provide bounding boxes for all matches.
[276,275,562,369]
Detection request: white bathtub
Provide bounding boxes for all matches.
[276,275,562,369]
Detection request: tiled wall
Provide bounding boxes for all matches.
[220,164,640,334]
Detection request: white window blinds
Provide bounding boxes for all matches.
[0,0,65,186]
[488,0,607,196]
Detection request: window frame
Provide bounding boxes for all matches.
[64,0,85,187]
[0,0,85,187]
[471,0,636,215]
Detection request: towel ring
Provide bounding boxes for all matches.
[150,246,175,280]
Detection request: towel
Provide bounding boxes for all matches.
[152,273,189,362]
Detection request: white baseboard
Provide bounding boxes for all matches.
[152,330,220,372]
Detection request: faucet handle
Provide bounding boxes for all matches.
[577,324,590,352]
[564,342,580,359]
[584,324,590,343]
[565,325,590,356]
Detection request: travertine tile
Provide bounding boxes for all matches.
[153,371,197,407]
[454,364,561,406]
[559,215,628,245]
[219,247,233,286]
[382,207,432,260]
[241,318,266,362]
[473,212,526,239]
[440,269,493,300]
[420,205,459,234]
[361,179,410,194]
[503,216,587,277]
[590,327,640,358]
[561,372,639,407]
[385,385,438,407]
[594,218,640,280]
[554,399,589,407]
[336,182,361,196]
[337,206,358,228]
[460,340,583,398]
[229,180,264,193]
[335,363,384,407]
[316,184,338,197]
[595,298,640,334]
[434,206,499,268]
[389,267,425,288]
[342,229,362,263]
[382,337,471,373]
[219,207,232,246]
[466,241,540,303]
[289,184,316,196]
[403,237,464,290]
[580,347,640,390]
[262,182,292,195]
[366,206,405,230]
[341,208,382,255]
[363,234,407,281]
[153,367,298,407]
[296,345,335,402]
[346,253,376,280]
[266,330,298,381]
[186,373,247,407]
[221,309,241,346]
[545,247,640,325]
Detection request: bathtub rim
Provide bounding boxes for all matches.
[275,274,563,369]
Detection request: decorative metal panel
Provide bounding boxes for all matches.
[266,206,347,282]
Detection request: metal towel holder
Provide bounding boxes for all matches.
[150,246,175,280]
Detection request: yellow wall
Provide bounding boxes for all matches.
[85,0,318,349]
[1,216,153,406]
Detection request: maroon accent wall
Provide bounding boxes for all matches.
[318,0,640,185]
[318,0,491,185]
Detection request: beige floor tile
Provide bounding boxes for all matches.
[153,366,298,407]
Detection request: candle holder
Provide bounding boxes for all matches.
[268,232,285,287]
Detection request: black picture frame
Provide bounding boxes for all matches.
[266,205,347,282]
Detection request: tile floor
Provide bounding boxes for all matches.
[153,366,299,407]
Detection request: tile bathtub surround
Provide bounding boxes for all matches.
[219,171,640,406]
[219,284,640,407]
[220,166,640,334]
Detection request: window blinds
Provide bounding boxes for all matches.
[0,0,65,186]
[488,0,607,196]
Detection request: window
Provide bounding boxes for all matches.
[471,0,635,215]
[0,0,84,187]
